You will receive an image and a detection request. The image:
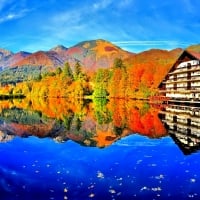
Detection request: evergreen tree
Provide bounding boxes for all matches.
[93,68,110,98]
[113,58,124,69]
[56,67,62,75]
[74,61,82,80]
[63,62,73,79]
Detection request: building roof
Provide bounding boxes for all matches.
[186,50,200,60]
[158,50,200,88]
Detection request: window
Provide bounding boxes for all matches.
[187,63,191,69]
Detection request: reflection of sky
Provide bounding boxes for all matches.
[0,135,200,199]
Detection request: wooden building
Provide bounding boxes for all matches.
[159,50,200,101]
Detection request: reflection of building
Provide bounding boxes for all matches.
[159,104,200,155]
[159,50,200,102]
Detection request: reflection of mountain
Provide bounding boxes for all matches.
[0,98,167,147]
[159,104,200,155]
[0,107,56,137]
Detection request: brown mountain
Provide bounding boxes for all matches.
[64,39,135,72]
[12,51,64,68]
[5,51,31,67]
[0,40,184,77]
[186,44,200,53]
[0,48,14,69]
[7,39,134,72]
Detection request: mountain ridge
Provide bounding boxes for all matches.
[0,40,199,76]
[0,39,135,72]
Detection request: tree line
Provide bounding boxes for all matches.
[0,58,160,99]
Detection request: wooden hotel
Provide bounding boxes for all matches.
[159,50,200,102]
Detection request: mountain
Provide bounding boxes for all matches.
[11,51,64,68]
[50,45,68,52]
[0,48,14,70]
[65,39,134,72]
[49,45,69,66]
[186,44,200,53]
[0,49,30,71]
[10,45,68,69]
[125,48,183,65]
[4,51,31,67]
[0,48,13,58]
[1,39,134,73]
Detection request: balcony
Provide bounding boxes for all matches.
[168,65,200,75]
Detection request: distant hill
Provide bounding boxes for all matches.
[5,51,31,67]
[0,48,13,58]
[0,40,133,73]
[186,44,200,53]
[50,45,68,52]
[65,39,134,72]
[12,51,64,69]
[0,48,14,70]
[0,49,31,71]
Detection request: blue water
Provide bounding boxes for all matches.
[0,135,200,200]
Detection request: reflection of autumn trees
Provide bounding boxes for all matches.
[108,99,167,138]
[93,98,112,124]
[0,98,167,147]
[10,97,88,120]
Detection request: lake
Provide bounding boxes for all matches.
[0,98,199,200]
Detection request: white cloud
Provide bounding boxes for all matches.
[113,40,186,46]
[0,8,30,23]
[92,0,114,10]
[112,40,190,52]
[117,0,134,8]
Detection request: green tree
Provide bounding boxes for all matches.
[56,67,62,75]
[26,82,33,92]
[74,61,82,80]
[93,98,112,124]
[35,74,42,81]
[113,58,124,69]
[63,62,73,79]
[63,110,74,130]
[93,68,110,98]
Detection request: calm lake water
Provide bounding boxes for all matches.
[0,98,199,200]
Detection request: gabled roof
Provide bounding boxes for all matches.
[167,50,200,74]
[158,50,200,88]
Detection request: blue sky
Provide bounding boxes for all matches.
[0,0,199,53]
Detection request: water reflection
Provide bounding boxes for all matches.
[0,98,167,147]
[1,97,200,155]
[159,104,200,155]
